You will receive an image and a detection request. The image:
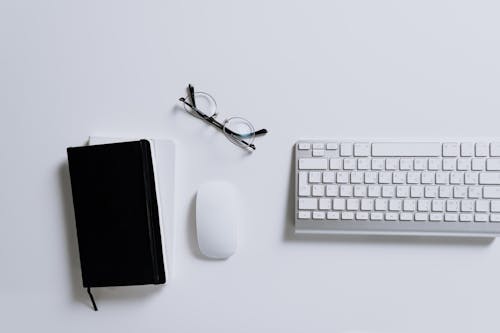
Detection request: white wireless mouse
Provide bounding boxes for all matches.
[196,181,241,259]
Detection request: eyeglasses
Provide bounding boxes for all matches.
[179,84,268,151]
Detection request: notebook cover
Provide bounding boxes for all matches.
[67,140,166,288]
[89,137,175,278]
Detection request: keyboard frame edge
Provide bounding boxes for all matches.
[294,139,500,238]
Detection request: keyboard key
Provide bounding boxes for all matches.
[432,200,444,212]
[312,185,325,196]
[439,186,452,198]
[313,211,325,219]
[460,213,473,222]
[298,172,308,186]
[385,213,398,220]
[375,199,387,211]
[368,185,381,197]
[370,212,383,220]
[298,185,311,196]
[333,199,345,210]
[299,158,327,170]
[414,158,427,170]
[326,143,338,150]
[309,171,321,183]
[443,142,459,157]
[479,172,500,184]
[400,159,412,170]
[486,159,500,171]
[461,143,474,157]
[475,214,488,222]
[299,198,317,210]
[450,172,463,184]
[319,198,332,210]
[436,172,448,184]
[336,172,349,183]
[396,186,409,198]
[410,185,424,198]
[476,143,489,157]
[346,199,359,210]
[446,200,459,212]
[313,143,324,149]
[443,159,455,170]
[491,143,500,156]
[445,213,458,222]
[340,143,353,156]
[379,172,391,184]
[298,211,311,219]
[365,172,377,183]
[356,212,369,220]
[400,212,412,221]
[382,186,395,197]
[491,200,500,212]
[372,143,441,156]
[361,199,373,210]
[403,199,416,211]
[457,159,470,171]
[350,172,363,183]
[393,172,406,184]
[354,185,367,197]
[483,187,500,198]
[344,158,356,170]
[430,213,442,221]
[461,200,474,212]
[472,159,485,171]
[323,171,335,183]
[385,159,398,170]
[298,143,310,150]
[476,200,489,212]
[340,185,353,197]
[425,186,438,198]
[312,149,325,157]
[443,143,459,157]
[428,158,441,170]
[372,159,384,170]
[341,212,354,220]
[389,199,402,211]
[330,158,342,170]
[464,172,478,184]
[354,143,370,156]
[415,213,427,221]
[326,185,338,197]
[327,211,340,220]
[407,172,420,184]
[491,214,500,222]
[358,159,370,170]
[418,199,430,211]
[468,186,481,198]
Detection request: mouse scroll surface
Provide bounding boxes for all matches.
[196,181,240,259]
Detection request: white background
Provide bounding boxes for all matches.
[1,1,500,332]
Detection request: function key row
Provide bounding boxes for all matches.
[298,142,500,157]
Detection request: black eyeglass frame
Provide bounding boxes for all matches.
[178,85,267,151]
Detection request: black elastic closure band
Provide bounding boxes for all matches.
[87,287,98,311]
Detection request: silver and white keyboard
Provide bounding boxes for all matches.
[295,140,500,237]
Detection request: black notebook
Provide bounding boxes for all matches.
[67,140,166,292]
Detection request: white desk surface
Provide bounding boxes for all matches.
[2,1,500,332]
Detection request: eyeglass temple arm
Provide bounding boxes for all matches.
[188,84,197,108]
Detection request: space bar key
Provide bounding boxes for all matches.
[372,143,442,157]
